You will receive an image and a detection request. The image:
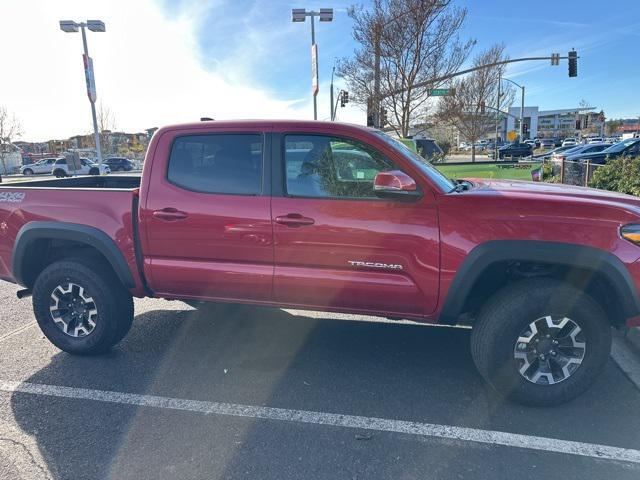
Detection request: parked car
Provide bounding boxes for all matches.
[553,143,609,162]
[52,157,110,177]
[562,138,578,147]
[491,142,533,159]
[587,137,604,144]
[553,138,563,147]
[413,139,444,160]
[104,157,135,172]
[20,157,58,175]
[533,145,576,160]
[5,119,640,407]
[539,138,555,148]
[571,138,640,164]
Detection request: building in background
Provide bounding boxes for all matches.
[506,106,605,139]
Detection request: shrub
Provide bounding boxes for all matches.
[589,156,640,195]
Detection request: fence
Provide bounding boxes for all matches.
[548,158,604,187]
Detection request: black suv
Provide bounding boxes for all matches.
[491,142,533,159]
[104,157,135,171]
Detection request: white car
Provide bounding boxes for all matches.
[20,158,58,175]
[52,157,110,177]
[562,138,578,147]
[587,137,603,144]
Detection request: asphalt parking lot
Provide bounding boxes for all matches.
[1,281,640,479]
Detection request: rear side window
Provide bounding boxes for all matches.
[167,134,263,195]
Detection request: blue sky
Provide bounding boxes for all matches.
[2,0,638,141]
[160,0,640,119]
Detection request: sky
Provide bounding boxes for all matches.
[1,0,639,142]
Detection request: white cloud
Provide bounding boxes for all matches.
[0,0,364,142]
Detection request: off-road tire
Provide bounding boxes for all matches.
[32,257,134,355]
[470,278,611,406]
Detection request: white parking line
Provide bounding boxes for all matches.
[1,379,639,465]
[0,322,36,343]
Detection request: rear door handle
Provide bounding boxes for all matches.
[153,208,188,221]
[275,213,315,227]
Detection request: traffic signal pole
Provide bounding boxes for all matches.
[384,53,579,98]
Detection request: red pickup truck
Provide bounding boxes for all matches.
[2,120,640,406]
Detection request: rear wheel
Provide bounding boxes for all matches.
[53,169,66,178]
[32,258,134,355]
[89,167,100,175]
[470,278,611,406]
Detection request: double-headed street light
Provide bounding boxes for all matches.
[59,19,106,165]
[292,8,333,120]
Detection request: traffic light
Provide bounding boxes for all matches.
[340,91,349,108]
[380,108,388,127]
[568,50,578,77]
[480,101,485,114]
[366,97,375,127]
[523,123,528,135]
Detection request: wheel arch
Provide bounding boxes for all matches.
[438,240,640,326]
[12,221,135,290]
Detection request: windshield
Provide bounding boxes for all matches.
[604,139,638,153]
[374,131,455,192]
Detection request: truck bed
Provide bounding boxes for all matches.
[0,176,143,293]
[0,174,141,190]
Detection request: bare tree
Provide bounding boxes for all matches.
[0,106,23,174]
[437,44,514,161]
[96,102,117,154]
[339,0,474,137]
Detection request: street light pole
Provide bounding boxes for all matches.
[310,14,317,120]
[80,25,102,165]
[292,8,333,121]
[501,76,526,141]
[330,60,335,121]
[495,71,501,160]
[59,19,105,165]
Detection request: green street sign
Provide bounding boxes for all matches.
[429,88,455,96]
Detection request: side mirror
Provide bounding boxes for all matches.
[373,170,422,201]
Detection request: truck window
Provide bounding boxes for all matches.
[284,134,395,199]
[168,134,263,195]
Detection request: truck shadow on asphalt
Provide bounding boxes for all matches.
[9,305,640,479]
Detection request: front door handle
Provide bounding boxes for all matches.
[153,208,188,221]
[275,213,315,227]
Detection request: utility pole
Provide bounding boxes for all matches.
[373,20,381,128]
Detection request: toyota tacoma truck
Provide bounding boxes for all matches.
[2,120,640,406]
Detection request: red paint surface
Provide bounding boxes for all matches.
[2,120,640,327]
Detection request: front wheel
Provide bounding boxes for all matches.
[470,278,611,406]
[23,169,34,176]
[32,258,134,355]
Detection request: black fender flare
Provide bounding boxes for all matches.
[438,240,640,324]
[12,221,135,289]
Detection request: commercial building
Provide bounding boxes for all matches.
[506,106,605,139]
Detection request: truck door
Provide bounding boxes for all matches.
[140,128,274,302]
[270,131,439,316]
